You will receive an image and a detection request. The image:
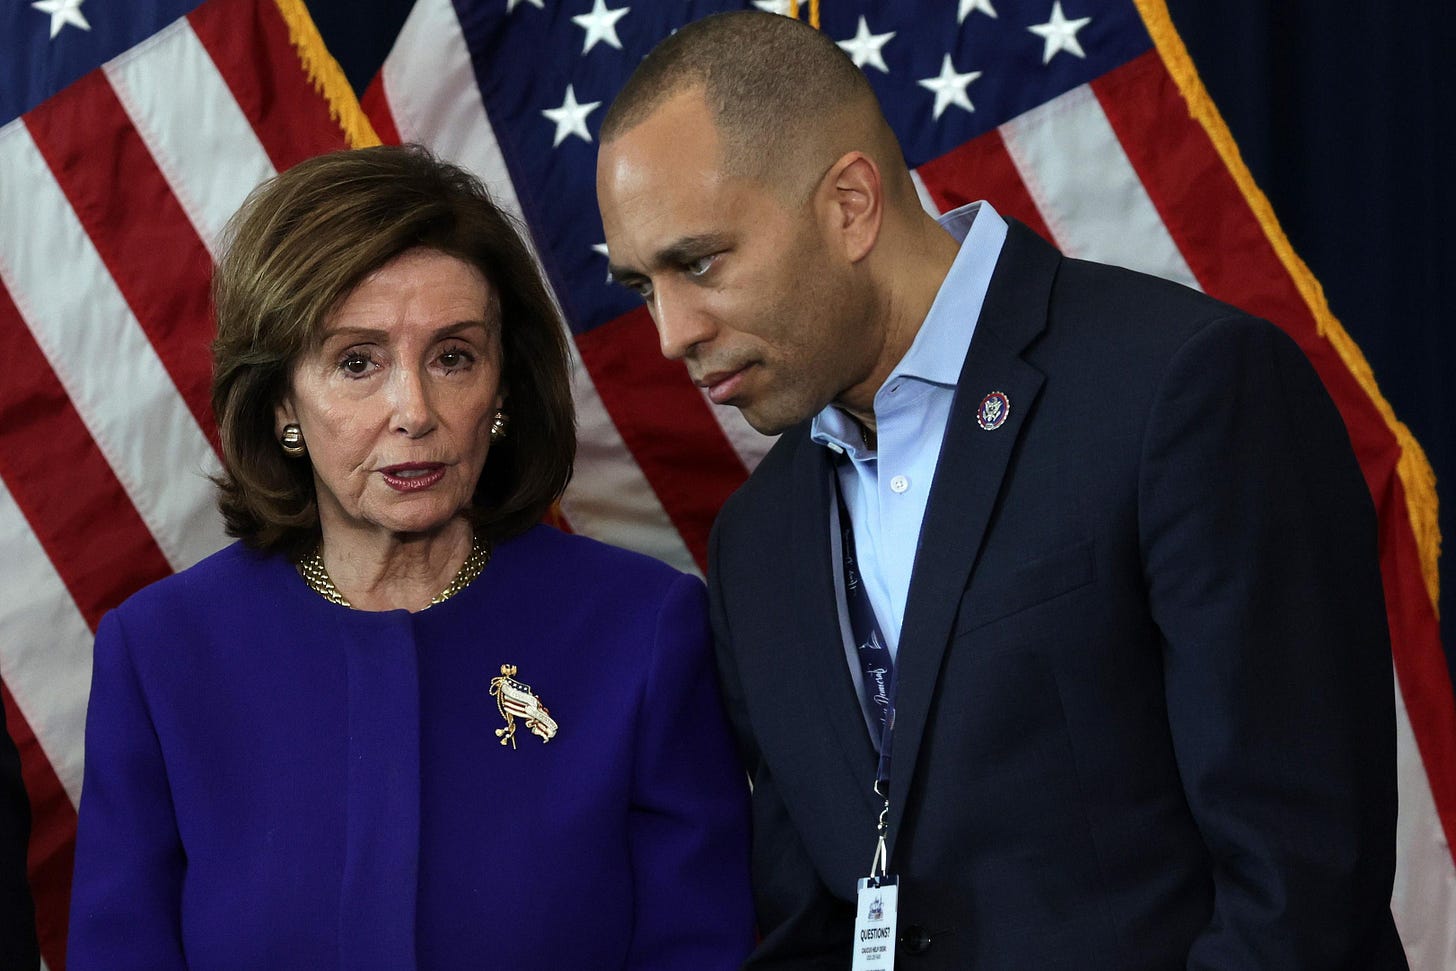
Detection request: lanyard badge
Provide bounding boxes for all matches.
[838,472,902,968]
[853,771,899,970]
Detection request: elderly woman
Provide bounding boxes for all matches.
[68,145,753,969]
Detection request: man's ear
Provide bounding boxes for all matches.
[824,150,883,264]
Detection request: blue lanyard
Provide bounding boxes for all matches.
[835,475,896,852]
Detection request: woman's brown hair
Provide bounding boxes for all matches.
[211,144,574,554]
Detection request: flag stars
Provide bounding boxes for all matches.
[837,17,895,74]
[918,55,981,120]
[32,0,90,39]
[1028,2,1092,63]
[959,0,997,23]
[543,85,601,147]
[572,0,629,55]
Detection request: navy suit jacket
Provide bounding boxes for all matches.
[708,223,1405,968]
[69,525,753,970]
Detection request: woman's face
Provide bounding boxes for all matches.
[276,247,505,544]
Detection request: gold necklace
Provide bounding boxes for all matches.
[297,533,492,610]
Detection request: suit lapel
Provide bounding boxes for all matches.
[783,434,882,811]
[887,222,1059,853]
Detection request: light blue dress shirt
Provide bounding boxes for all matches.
[810,201,1007,719]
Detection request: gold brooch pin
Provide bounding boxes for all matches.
[489,664,558,747]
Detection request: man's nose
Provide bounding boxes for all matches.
[652,282,715,361]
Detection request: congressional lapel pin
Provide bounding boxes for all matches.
[489,664,558,748]
[976,391,1010,431]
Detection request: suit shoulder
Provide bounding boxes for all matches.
[714,426,811,534]
[1055,257,1254,338]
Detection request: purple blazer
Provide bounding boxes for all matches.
[68,525,754,970]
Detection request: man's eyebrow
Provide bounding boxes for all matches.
[608,233,731,284]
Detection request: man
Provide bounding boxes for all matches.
[597,11,1405,969]
[1,692,39,969]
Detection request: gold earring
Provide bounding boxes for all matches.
[489,410,509,442]
[280,423,306,457]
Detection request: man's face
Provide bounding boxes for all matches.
[596,90,879,435]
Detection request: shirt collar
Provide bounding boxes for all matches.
[810,200,1008,454]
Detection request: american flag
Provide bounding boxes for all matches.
[3,0,1452,968]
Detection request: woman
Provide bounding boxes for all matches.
[68,145,754,969]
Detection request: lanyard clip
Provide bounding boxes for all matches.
[869,796,890,878]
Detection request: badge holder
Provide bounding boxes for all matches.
[852,785,898,970]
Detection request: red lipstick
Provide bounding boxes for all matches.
[380,463,447,492]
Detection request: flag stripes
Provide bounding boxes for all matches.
[101,19,277,260]
[0,290,175,630]
[1090,53,1312,342]
[24,71,220,448]
[575,310,751,572]
[1000,83,1200,289]
[187,0,351,172]
[0,124,225,574]
[916,129,1056,243]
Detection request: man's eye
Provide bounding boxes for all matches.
[686,255,715,277]
[630,280,655,299]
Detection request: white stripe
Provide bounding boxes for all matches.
[380,0,699,572]
[0,476,93,806]
[999,84,1200,291]
[381,0,520,216]
[103,17,277,259]
[1392,671,1456,969]
[0,121,227,571]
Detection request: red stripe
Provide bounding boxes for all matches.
[3,683,75,971]
[188,0,350,172]
[0,283,174,630]
[575,307,749,571]
[915,127,1055,244]
[24,70,220,452]
[1094,51,1456,859]
[361,74,402,146]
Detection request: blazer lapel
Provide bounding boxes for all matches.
[887,222,1058,853]
[783,435,882,812]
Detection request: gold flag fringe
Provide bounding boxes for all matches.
[273,0,382,149]
[788,0,821,30]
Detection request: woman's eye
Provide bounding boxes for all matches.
[340,353,372,376]
[439,349,473,370]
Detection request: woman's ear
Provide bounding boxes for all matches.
[274,398,297,437]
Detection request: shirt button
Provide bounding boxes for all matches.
[890,475,909,494]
